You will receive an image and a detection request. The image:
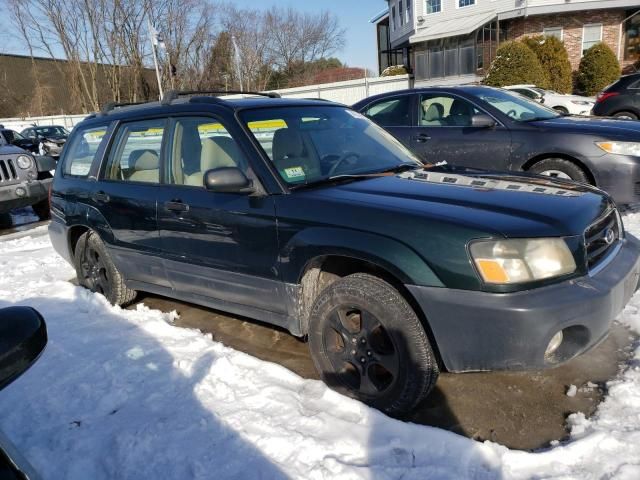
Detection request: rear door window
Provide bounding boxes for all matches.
[103,119,165,184]
[363,95,412,127]
[62,126,109,177]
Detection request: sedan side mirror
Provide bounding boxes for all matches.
[471,114,497,128]
[0,307,47,391]
[204,167,255,194]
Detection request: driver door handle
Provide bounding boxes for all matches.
[414,133,431,143]
[164,200,190,213]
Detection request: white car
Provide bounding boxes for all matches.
[504,85,595,115]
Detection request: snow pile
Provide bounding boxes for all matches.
[0,213,640,479]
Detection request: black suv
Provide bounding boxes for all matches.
[592,73,640,119]
[0,135,54,221]
[49,92,640,414]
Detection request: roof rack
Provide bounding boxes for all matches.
[99,100,148,115]
[161,89,281,105]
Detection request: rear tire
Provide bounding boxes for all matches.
[613,111,638,120]
[73,231,137,306]
[307,273,439,415]
[528,158,590,184]
[32,198,50,221]
[553,106,569,115]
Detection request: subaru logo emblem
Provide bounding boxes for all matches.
[604,228,616,245]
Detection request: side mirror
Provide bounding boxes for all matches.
[0,307,47,391]
[471,114,496,128]
[204,167,255,194]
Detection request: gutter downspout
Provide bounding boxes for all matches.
[618,9,640,62]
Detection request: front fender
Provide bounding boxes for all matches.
[279,227,444,287]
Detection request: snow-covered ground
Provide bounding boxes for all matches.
[1,215,640,479]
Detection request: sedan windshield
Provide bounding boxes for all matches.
[240,106,422,186]
[477,88,561,122]
[35,126,69,136]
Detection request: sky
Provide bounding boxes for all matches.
[0,0,386,72]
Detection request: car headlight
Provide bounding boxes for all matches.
[16,155,33,169]
[470,238,576,284]
[596,141,640,157]
[571,100,591,105]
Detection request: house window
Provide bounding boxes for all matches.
[543,26,563,40]
[399,1,404,26]
[582,24,603,55]
[459,0,475,7]
[426,0,441,14]
[406,1,411,24]
[624,12,640,61]
[391,6,396,31]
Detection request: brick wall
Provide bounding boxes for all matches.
[505,10,627,71]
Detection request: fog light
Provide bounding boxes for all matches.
[545,330,564,358]
[15,187,26,197]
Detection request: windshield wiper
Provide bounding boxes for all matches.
[289,163,421,191]
[522,115,560,122]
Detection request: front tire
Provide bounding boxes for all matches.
[529,158,590,183]
[73,231,137,306]
[553,106,569,115]
[308,273,439,415]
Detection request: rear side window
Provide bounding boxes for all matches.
[62,126,109,177]
[103,119,165,183]
[364,96,412,127]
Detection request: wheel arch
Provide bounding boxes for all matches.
[68,224,90,257]
[522,153,597,186]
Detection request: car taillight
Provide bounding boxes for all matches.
[596,91,619,103]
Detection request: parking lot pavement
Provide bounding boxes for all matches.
[134,292,636,451]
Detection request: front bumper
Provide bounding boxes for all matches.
[408,234,640,372]
[0,178,52,213]
[591,154,640,205]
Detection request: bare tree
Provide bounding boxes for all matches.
[5,0,349,114]
[265,7,346,87]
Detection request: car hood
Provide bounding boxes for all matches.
[43,135,66,143]
[0,145,31,155]
[308,167,611,238]
[530,115,640,139]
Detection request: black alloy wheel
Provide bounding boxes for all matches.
[323,305,400,396]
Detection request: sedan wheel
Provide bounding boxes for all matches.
[537,169,572,180]
[529,158,590,184]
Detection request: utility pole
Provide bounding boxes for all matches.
[148,19,164,101]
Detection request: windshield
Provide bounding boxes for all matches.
[240,106,422,186]
[479,88,561,121]
[35,126,69,136]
